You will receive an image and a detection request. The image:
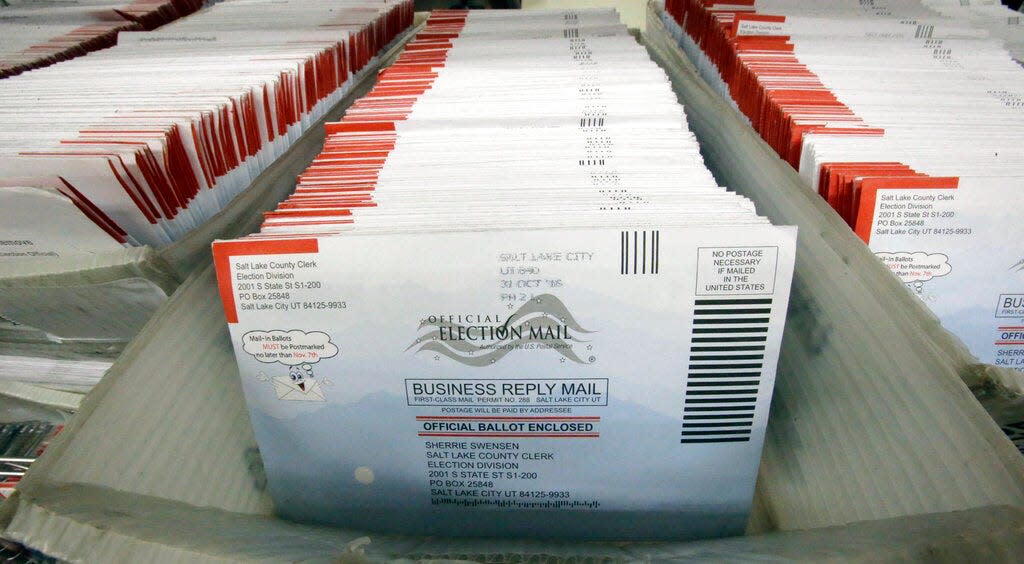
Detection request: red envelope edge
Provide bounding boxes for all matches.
[212,238,320,324]
[854,177,960,244]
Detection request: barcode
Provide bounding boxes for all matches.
[681,298,772,444]
[620,230,659,275]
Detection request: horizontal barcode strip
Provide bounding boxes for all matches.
[681,430,750,436]
[688,380,759,387]
[683,414,754,420]
[693,308,771,315]
[681,437,750,443]
[685,405,755,412]
[688,363,763,370]
[687,373,761,379]
[686,397,757,404]
[690,354,764,361]
[695,298,772,305]
[693,327,768,334]
[687,388,758,395]
[683,422,752,428]
[690,345,765,351]
[693,317,769,325]
[692,335,767,343]
[681,296,770,447]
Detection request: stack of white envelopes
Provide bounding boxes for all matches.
[213,8,797,541]
[664,0,1024,374]
[0,0,203,79]
[0,0,414,393]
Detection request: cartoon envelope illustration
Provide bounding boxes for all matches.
[272,375,326,402]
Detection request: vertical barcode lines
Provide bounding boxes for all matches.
[620,230,659,275]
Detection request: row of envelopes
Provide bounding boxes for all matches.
[211,8,797,540]
[0,0,415,392]
[0,0,414,251]
[663,0,1024,374]
[0,6,1017,560]
[0,0,203,79]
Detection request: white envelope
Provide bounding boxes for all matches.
[271,375,325,402]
